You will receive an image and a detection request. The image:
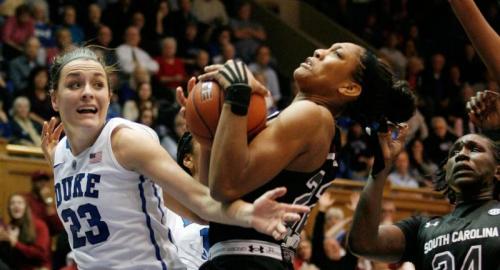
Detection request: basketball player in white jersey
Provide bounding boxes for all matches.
[40,47,309,270]
[166,132,209,269]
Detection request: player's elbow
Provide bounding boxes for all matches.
[347,233,373,257]
[210,185,240,203]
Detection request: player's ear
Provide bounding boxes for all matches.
[50,89,59,112]
[183,154,194,171]
[338,82,362,97]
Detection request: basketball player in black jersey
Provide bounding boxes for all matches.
[175,42,416,269]
[349,92,500,269]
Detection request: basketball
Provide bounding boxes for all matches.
[185,81,267,146]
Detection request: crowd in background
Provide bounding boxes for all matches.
[0,0,498,269]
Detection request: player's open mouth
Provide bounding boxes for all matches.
[301,57,313,69]
[77,106,98,114]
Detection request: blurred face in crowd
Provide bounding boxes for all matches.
[25,37,41,60]
[9,195,27,220]
[98,26,112,46]
[140,109,154,127]
[125,27,141,47]
[432,53,445,73]
[381,201,396,223]
[138,83,152,101]
[132,12,145,29]
[394,151,410,174]
[174,112,187,138]
[57,29,73,48]
[64,6,76,25]
[88,4,101,24]
[238,3,252,20]
[162,39,177,58]
[196,50,209,68]
[432,117,447,138]
[180,0,192,12]
[14,98,30,119]
[256,46,271,66]
[222,43,235,61]
[296,240,312,261]
[34,69,49,90]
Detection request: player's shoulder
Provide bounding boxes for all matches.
[278,100,334,130]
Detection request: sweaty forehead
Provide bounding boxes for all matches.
[453,134,490,149]
[60,59,106,77]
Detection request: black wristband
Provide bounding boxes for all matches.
[225,83,251,116]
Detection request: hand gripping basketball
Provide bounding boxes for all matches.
[202,60,253,116]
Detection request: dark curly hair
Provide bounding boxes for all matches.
[177,132,194,175]
[345,51,416,128]
[433,134,500,203]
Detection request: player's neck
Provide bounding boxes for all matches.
[66,126,103,156]
[455,188,494,204]
[294,92,341,116]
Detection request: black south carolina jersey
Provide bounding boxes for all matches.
[209,120,340,247]
[396,200,500,270]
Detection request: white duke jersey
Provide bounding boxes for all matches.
[52,118,186,270]
[166,209,209,270]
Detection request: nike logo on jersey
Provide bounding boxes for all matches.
[54,162,65,169]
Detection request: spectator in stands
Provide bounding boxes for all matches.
[449,83,477,136]
[249,45,280,106]
[421,53,448,117]
[102,0,137,47]
[9,96,42,146]
[405,108,428,143]
[24,171,63,236]
[311,192,357,270]
[46,28,76,65]
[123,82,156,122]
[379,32,407,80]
[339,122,374,181]
[460,43,486,85]
[293,238,318,270]
[212,42,238,64]
[91,26,118,67]
[187,49,210,78]
[161,109,187,160]
[170,0,198,41]
[388,150,419,188]
[0,99,11,139]
[155,37,187,92]
[177,21,205,63]
[405,56,424,92]
[59,5,84,45]
[31,0,54,48]
[116,26,159,76]
[9,37,45,94]
[407,138,438,187]
[155,0,176,38]
[192,0,229,28]
[229,1,267,62]
[424,116,458,165]
[1,4,34,60]
[83,4,102,40]
[24,67,56,125]
[0,193,51,270]
[207,26,232,59]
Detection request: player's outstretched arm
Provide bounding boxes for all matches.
[449,0,500,84]
[349,124,409,262]
[111,126,309,239]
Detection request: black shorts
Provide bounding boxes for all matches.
[199,255,293,270]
